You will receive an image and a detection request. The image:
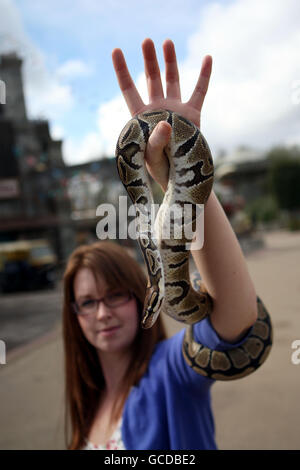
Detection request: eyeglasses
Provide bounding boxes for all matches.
[72,291,133,316]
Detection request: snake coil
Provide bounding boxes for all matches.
[116,109,273,380]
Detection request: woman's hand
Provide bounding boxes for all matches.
[112,38,212,192]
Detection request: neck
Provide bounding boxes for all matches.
[97,349,132,397]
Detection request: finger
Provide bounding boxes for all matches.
[145,121,171,192]
[142,38,164,102]
[163,39,181,100]
[146,121,172,161]
[112,48,144,115]
[187,55,212,111]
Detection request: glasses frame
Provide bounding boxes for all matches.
[71,291,133,316]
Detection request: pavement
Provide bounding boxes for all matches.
[0,229,299,450]
[0,283,63,352]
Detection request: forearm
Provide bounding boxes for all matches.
[191,190,258,343]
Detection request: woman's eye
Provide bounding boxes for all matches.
[81,300,95,308]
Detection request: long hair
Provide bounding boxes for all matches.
[62,240,167,450]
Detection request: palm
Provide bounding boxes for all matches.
[133,99,202,129]
[112,38,212,191]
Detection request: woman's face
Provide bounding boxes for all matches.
[73,267,139,355]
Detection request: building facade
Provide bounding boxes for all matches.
[0,52,138,264]
[0,52,75,262]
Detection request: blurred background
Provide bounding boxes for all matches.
[0,0,299,450]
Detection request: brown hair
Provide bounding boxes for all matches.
[62,240,167,450]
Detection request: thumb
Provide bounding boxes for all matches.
[146,121,172,163]
[145,121,172,192]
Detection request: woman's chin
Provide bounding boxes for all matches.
[94,338,129,354]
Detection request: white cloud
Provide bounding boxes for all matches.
[62,94,133,164]
[182,0,300,156]
[1,0,299,166]
[0,1,98,164]
[63,131,104,165]
[25,74,74,120]
[22,51,75,120]
[91,0,300,163]
[0,0,75,120]
[96,75,149,155]
[49,123,65,140]
[62,71,148,163]
[55,59,93,80]
[96,96,129,156]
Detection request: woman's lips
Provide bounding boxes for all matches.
[98,326,120,336]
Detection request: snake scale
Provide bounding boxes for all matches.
[116,109,273,380]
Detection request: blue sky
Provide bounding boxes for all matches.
[13,0,213,139]
[1,0,299,165]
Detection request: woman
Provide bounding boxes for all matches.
[63,240,167,449]
[63,38,261,450]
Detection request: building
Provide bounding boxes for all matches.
[0,52,75,262]
[214,147,271,204]
[65,158,130,247]
[0,51,137,261]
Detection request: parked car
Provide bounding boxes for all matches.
[0,239,57,293]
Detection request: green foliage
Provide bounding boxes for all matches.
[287,217,300,231]
[266,146,300,210]
[245,195,279,225]
[267,145,300,161]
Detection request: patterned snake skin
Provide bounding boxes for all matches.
[115,109,273,380]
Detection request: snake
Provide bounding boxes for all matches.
[115,109,273,380]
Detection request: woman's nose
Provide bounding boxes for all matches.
[95,300,113,320]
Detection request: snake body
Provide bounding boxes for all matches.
[116,109,273,380]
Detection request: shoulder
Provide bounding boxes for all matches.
[132,328,214,395]
[121,330,215,450]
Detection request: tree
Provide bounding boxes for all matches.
[267,146,300,211]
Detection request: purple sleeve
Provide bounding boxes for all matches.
[193,315,255,351]
[189,270,254,350]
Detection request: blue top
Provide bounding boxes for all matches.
[121,317,254,450]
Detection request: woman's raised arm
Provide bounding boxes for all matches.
[112,38,258,343]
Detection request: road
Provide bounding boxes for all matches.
[0,284,63,352]
[0,229,299,449]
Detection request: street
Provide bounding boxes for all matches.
[0,229,299,449]
[0,283,63,352]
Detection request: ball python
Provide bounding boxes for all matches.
[115,109,273,380]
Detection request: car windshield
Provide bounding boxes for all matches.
[30,246,53,259]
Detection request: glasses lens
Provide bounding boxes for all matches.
[73,299,97,315]
[105,292,131,307]
[72,292,132,315]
